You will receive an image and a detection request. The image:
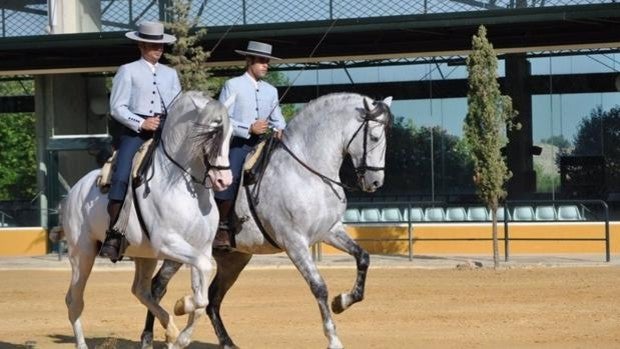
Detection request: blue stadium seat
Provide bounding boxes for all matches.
[445,207,467,221]
[557,205,583,221]
[424,207,445,222]
[467,206,489,221]
[493,207,511,222]
[360,208,381,222]
[381,207,403,222]
[342,208,361,223]
[535,205,557,221]
[402,207,424,222]
[512,206,535,221]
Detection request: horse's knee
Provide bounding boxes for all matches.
[309,280,328,300]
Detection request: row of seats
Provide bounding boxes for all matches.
[343,205,585,223]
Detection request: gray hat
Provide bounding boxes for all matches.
[125,21,176,44]
[235,41,281,60]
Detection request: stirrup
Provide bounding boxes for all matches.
[213,222,232,252]
[100,228,124,262]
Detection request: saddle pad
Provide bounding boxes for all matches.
[96,150,117,193]
[131,138,155,180]
[243,139,267,172]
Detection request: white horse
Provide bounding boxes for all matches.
[60,91,233,349]
[141,92,393,349]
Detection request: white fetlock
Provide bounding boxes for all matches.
[328,337,344,349]
[165,320,180,346]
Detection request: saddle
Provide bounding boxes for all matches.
[96,138,156,193]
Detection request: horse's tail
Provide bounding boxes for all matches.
[49,197,67,243]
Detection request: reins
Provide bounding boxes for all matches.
[280,100,391,192]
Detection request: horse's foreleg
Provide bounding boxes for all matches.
[323,225,370,314]
[66,245,97,349]
[132,258,180,348]
[207,250,253,349]
[141,259,183,349]
[168,253,212,348]
[286,240,344,349]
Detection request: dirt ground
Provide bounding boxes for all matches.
[0,266,619,349]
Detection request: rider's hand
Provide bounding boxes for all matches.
[250,119,269,135]
[141,116,160,132]
[274,129,283,140]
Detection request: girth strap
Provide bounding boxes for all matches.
[244,185,281,250]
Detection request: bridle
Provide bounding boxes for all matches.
[345,100,390,177]
[280,99,391,191]
[160,125,231,189]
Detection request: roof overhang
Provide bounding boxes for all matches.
[1,3,619,75]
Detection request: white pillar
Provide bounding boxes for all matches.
[47,0,101,34]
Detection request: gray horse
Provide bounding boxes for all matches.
[141,92,393,349]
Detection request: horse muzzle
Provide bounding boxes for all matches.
[209,168,233,192]
[357,173,384,193]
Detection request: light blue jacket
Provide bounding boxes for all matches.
[219,72,286,139]
[110,59,182,133]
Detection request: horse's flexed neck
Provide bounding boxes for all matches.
[160,91,232,191]
[283,93,393,192]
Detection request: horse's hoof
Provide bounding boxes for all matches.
[331,294,348,314]
[221,344,240,349]
[140,331,154,349]
[174,295,193,316]
[176,332,191,348]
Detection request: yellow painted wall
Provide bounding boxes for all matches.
[0,228,48,256]
[317,222,620,256]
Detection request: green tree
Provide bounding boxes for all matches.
[263,71,297,120]
[463,25,518,268]
[165,0,218,95]
[0,78,36,201]
[572,105,620,192]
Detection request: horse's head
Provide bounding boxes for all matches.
[189,92,233,192]
[346,96,393,192]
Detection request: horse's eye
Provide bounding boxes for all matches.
[370,135,380,142]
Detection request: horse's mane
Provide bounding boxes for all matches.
[290,92,393,129]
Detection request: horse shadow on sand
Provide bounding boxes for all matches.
[0,335,219,349]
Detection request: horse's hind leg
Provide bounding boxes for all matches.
[323,224,370,314]
[132,258,180,348]
[141,259,183,349]
[207,250,252,349]
[286,240,344,349]
[66,242,97,349]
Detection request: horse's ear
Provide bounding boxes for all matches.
[363,97,372,112]
[223,93,236,110]
[382,96,393,107]
[189,93,210,111]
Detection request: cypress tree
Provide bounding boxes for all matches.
[464,25,519,268]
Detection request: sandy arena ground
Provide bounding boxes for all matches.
[0,260,619,348]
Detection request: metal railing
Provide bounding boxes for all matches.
[312,199,612,262]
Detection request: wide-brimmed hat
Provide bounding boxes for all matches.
[235,41,281,60]
[125,21,176,44]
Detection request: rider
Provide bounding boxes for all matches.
[100,21,182,261]
[214,41,286,250]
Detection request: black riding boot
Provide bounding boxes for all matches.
[213,199,233,251]
[100,200,123,262]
